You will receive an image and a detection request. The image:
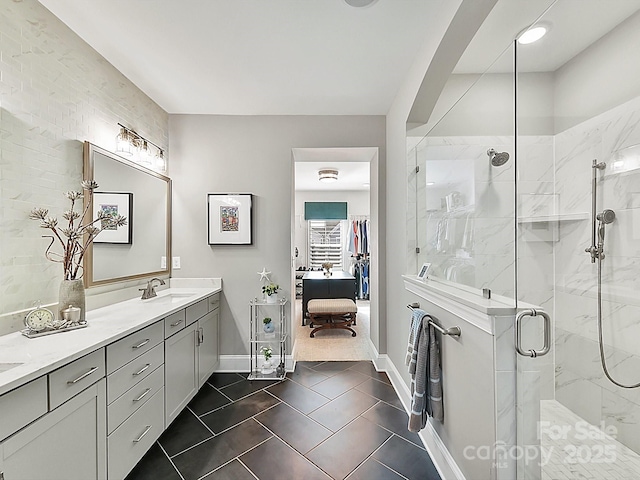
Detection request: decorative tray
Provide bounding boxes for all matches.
[22,322,88,339]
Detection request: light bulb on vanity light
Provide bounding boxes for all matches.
[115,127,134,157]
[155,149,166,172]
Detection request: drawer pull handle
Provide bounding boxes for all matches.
[133,364,151,376]
[133,388,151,402]
[132,339,150,349]
[170,319,184,327]
[67,366,99,385]
[133,425,152,443]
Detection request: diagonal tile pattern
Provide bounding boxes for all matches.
[126,361,440,480]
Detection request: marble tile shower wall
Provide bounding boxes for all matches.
[554,95,640,455]
[414,137,515,294]
[0,1,168,315]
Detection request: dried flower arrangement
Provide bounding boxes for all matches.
[29,181,127,280]
[322,262,333,271]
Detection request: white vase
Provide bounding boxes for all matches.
[266,293,278,304]
[261,359,274,374]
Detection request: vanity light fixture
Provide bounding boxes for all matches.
[115,123,166,172]
[517,25,548,45]
[318,169,339,183]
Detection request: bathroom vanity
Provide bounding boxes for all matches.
[0,281,221,480]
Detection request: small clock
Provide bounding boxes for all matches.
[24,304,55,332]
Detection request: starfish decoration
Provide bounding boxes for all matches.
[257,267,271,282]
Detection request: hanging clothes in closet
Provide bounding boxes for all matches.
[347,218,369,256]
[347,217,371,300]
[352,256,370,300]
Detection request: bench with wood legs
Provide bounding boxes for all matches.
[307,298,357,338]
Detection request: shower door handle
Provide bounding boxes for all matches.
[515,309,551,358]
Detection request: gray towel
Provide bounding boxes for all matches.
[409,315,444,432]
[406,309,426,373]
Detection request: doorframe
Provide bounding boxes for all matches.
[290,147,381,363]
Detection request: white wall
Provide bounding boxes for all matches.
[169,115,384,357]
[553,9,640,133]
[0,0,168,319]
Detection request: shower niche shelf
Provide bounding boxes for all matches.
[517,213,588,242]
[517,212,589,224]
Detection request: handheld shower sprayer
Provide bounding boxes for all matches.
[596,209,615,258]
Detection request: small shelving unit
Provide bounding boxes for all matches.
[248,297,287,381]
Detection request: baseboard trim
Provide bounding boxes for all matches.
[382,355,466,480]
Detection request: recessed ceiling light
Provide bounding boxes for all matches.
[517,25,548,45]
[344,0,378,8]
[426,182,435,186]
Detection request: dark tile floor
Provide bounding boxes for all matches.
[126,361,440,480]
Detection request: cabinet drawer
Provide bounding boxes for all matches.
[107,343,164,404]
[0,376,48,441]
[48,348,105,410]
[108,365,163,434]
[164,309,186,338]
[208,293,220,312]
[186,299,208,325]
[108,387,164,480]
[106,321,163,374]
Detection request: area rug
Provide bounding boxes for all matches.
[292,299,371,361]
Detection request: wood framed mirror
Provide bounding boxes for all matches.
[83,142,171,287]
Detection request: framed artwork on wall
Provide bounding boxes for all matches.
[93,192,133,244]
[208,193,253,245]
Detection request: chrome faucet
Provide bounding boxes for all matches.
[139,278,165,299]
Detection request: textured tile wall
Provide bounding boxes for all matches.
[0,0,168,316]
[554,95,640,455]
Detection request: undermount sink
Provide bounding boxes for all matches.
[143,292,196,304]
[0,363,23,374]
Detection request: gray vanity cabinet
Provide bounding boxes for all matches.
[165,322,199,425]
[165,293,220,426]
[197,308,219,388]
[0,379,107,480]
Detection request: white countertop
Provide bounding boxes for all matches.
[0,284,221,396]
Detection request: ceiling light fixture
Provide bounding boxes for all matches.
[115,123,166,172]
[517,25,548,45]
[318,169,339,183]
[344,0,378,7]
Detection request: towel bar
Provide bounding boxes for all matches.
[407,302,461,337]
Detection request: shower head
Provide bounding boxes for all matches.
[487,148,510,167]
[597,209,616,225]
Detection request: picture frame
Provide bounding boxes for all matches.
[93,192,133,244]
[208,193,253,245]
[417,262,431,281]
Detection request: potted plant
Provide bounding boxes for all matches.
[263,316,275,334]
[260,346,274,374]
[262,282,280,303]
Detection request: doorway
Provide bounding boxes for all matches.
[291,147,378,362]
